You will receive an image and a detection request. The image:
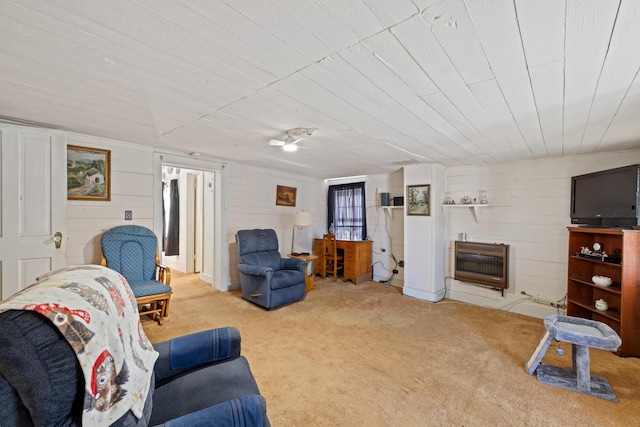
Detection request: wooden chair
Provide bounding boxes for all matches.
[322,234,343,281]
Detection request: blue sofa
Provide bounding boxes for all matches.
[0,264,270,427]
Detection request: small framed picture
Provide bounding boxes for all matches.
[67,145,111,201]
[276,185,297,207]
[407,184,430,216]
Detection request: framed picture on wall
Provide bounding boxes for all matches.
[407,184,430,215]
[276,185,297,207]
[67,145,111,201]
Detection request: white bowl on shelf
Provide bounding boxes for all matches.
[592,275,613,287]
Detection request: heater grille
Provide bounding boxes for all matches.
[454,241,509,290]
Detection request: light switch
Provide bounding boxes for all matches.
[124,210,133,220]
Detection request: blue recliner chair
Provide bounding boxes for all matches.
[0,265,269,427]
[101,225,173,325]
[236,229,307,310]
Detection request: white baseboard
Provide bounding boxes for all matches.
[446,287,561,319]
[199,272,213,284]
[403,286,446,302]
[228,280,241,291]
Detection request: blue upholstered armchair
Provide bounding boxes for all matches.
[101,225,173,325]
[236,229,307,310]
[0,266,270,427]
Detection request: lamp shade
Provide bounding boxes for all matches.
[294,212,312,227]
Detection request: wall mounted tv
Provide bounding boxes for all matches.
[571,164,640,227]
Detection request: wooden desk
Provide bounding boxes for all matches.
[313,239,372,284]
[288,254,319,292]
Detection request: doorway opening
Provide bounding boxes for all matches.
[154,152,228,291]
[161,167,206,275]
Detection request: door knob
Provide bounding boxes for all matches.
[54,231,62,249]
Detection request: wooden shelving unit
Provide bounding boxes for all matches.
[567,227,640,357]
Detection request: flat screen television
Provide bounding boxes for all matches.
[571,164,640,227]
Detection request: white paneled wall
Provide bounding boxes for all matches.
[403,164,446,302]
[364,170,405,286]
[64,131,330,291]
[226,163,325,289]
[58,128,640,319]
[66,133,155,266]
[444,149,640,318]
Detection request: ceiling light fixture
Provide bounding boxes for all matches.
[269,127,317,152]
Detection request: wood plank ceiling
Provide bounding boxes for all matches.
[1,0,639,178]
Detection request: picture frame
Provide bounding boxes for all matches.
[407,184,430,216]
[67,145,111,201]
[276,185,297,207]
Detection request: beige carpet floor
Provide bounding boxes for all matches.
[143,273,640,426]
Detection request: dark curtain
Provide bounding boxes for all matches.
[327,182,367,240]
[162,182,167,250]
[164,179,180,256]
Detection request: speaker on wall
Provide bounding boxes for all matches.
[380,193,390,206]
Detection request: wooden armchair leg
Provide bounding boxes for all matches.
[136,293,172,326]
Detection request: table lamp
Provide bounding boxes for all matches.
[291,211,312,254]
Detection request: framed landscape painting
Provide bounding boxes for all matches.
[407,184,430,216]
[67,145,111,201]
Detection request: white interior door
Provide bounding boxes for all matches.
[0,126,67,300]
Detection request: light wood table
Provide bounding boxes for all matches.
[288,254,319,292]
[312,239,373,284]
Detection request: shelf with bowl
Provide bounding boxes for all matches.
[568,276,621,295]
[441,203,489,222]
[568,296,621,322]
[592,275,613,287]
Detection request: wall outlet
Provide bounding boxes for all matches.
[124,210,133,220]
[398,260,404,267]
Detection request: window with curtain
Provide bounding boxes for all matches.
[327,182,367,241]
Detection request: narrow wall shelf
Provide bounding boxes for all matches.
[381,205,403,218]
[441,204,489,222]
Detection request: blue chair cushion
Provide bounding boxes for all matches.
[236,230,281,271]
[241,251,281,272]
[271,270,304,290]
[129,280,172,298]
[101,225,159,282]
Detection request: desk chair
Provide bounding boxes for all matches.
[101,225,173,325]
[322,234,343,282]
